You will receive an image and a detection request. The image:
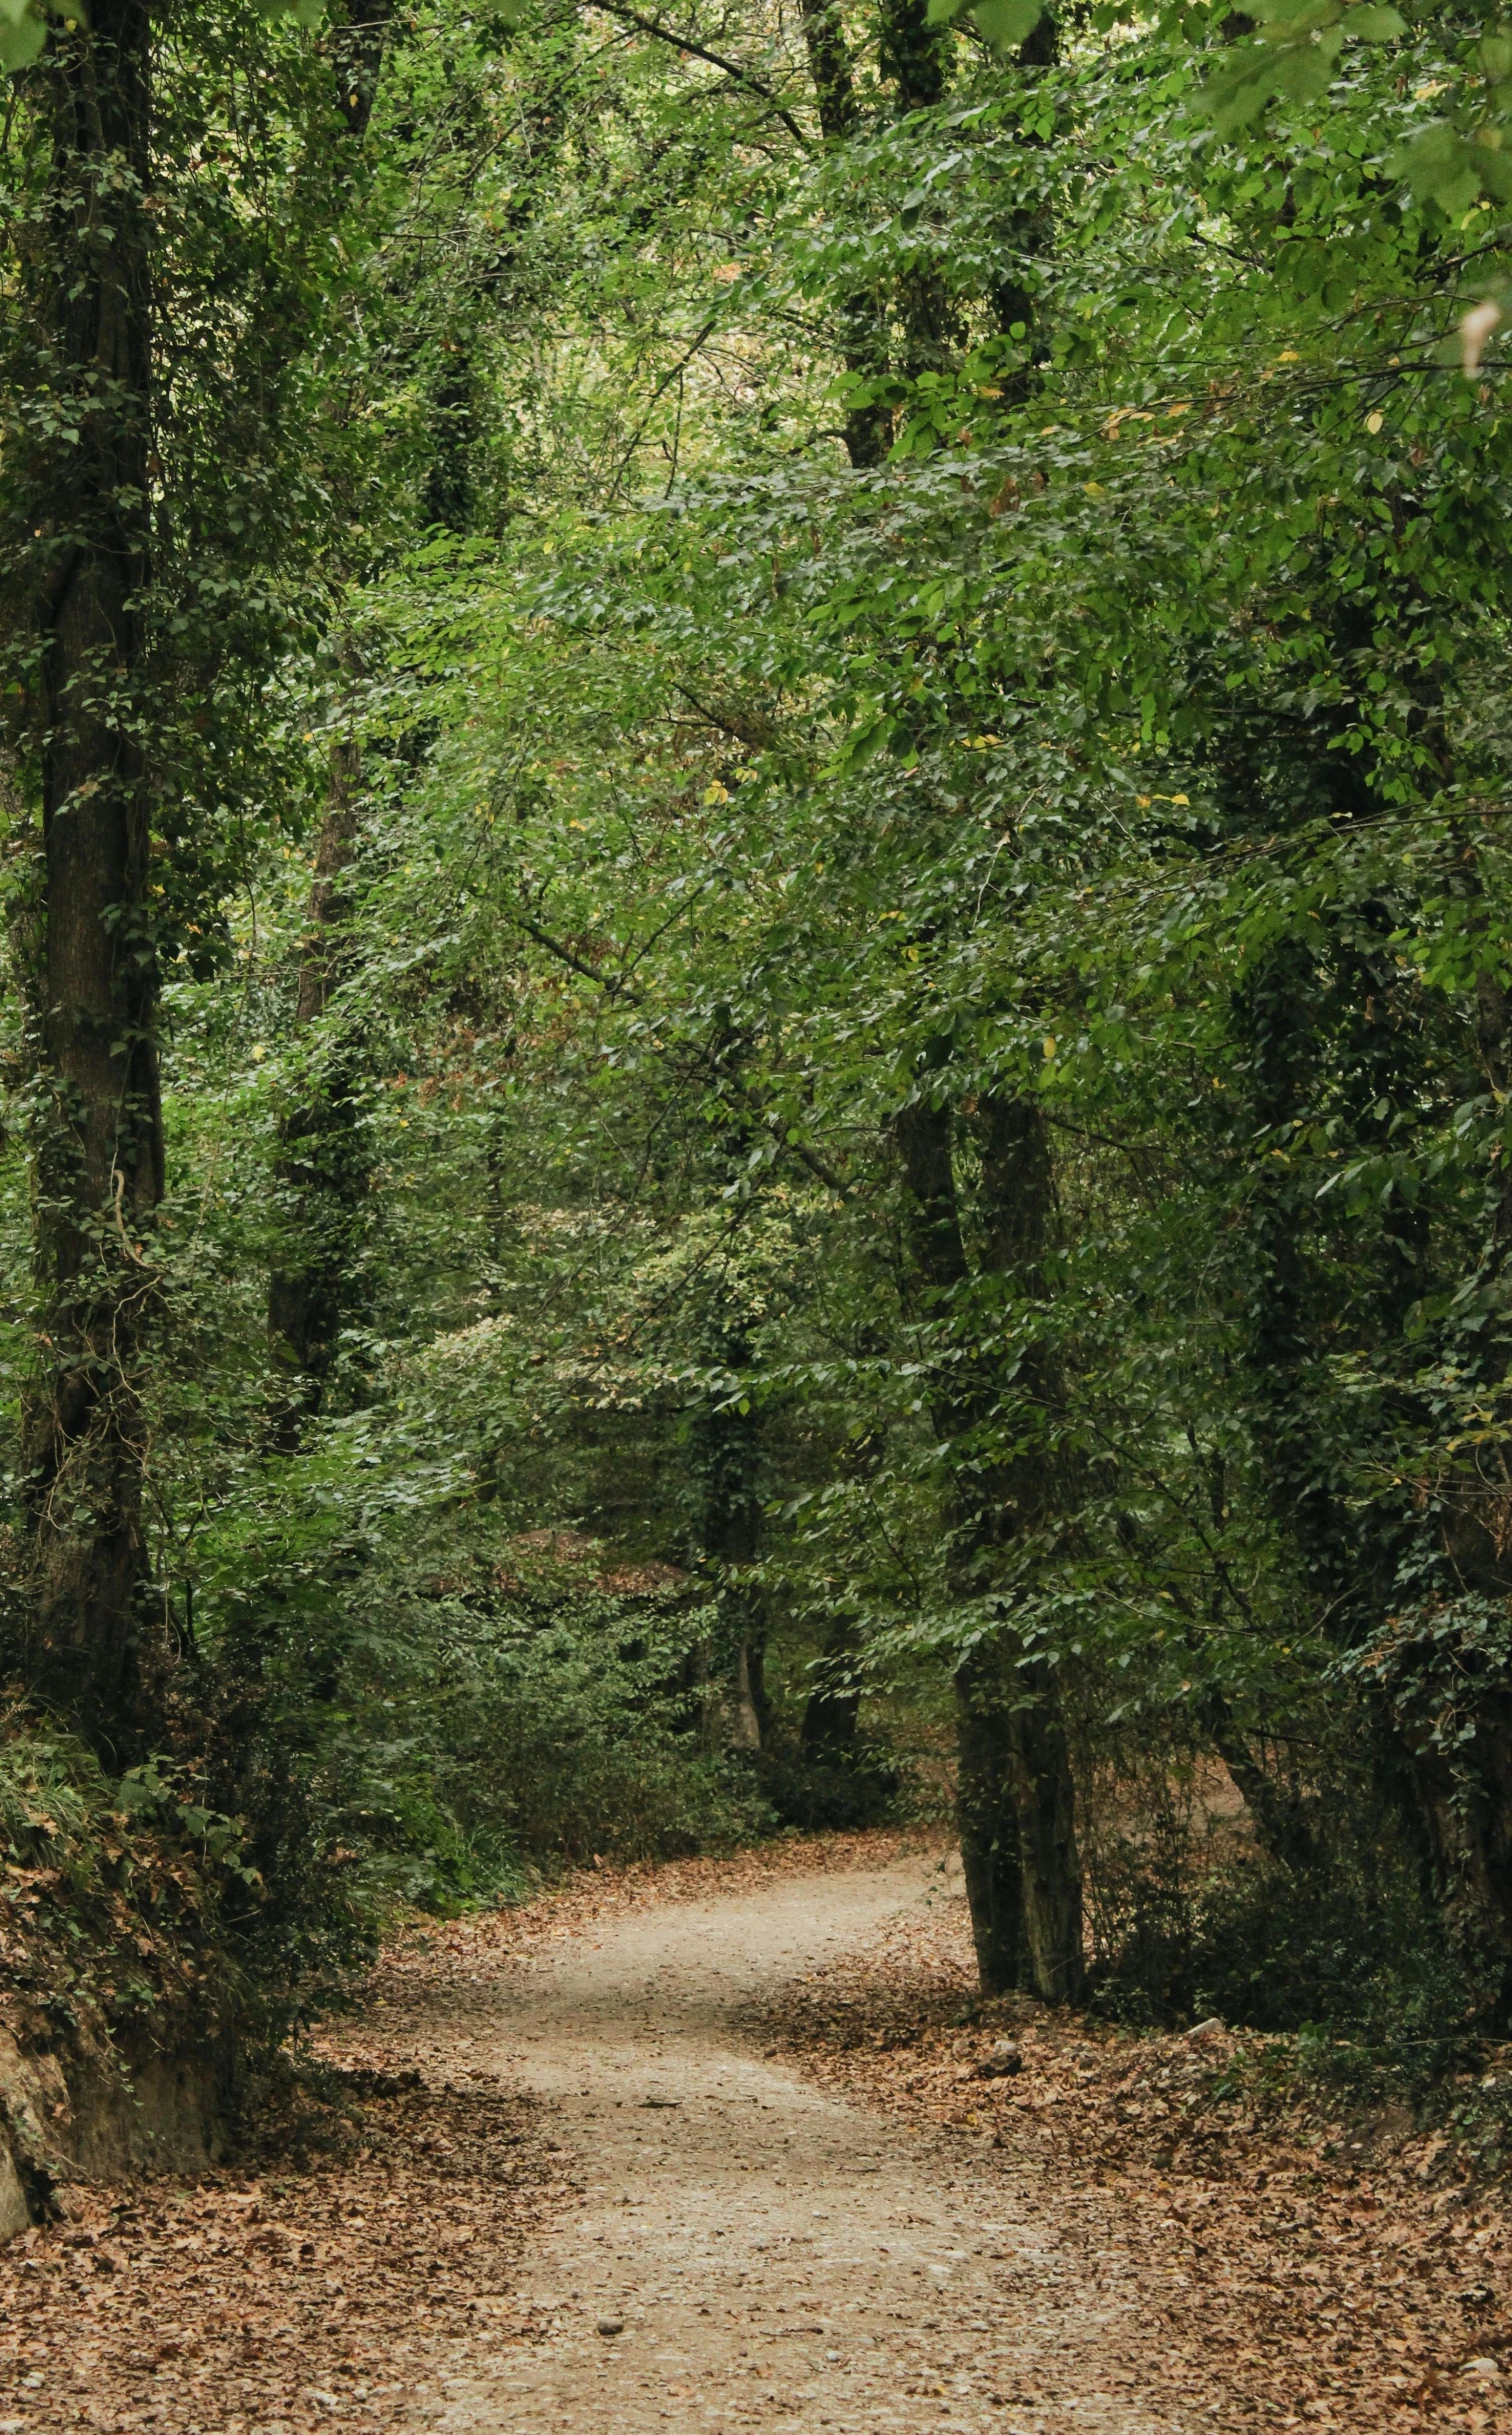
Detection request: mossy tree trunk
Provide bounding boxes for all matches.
[266,721,368,1444]
[19,0,166,1749]
[896,1090,1083,2005]
[264,37,395,1444]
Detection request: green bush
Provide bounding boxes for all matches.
[1090,1786,1478,2095]
[751,1728,900,1834]
[0,1704,262,2035]
[416,1596,776,1873]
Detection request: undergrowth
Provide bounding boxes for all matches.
[1085,1765,1498,2135]
[0,1701,261,2042]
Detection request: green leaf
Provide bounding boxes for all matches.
[1391,121,1489,216]
[971,0,1047,50]
[1346,4,1405,38]
[1273,26,1344,100]
[0,0,45,71]
[1250,0,1337,34]
[1481,32,1512,81]
[1201,46,1287,133]
[841,715,893,771]
[926,0,970,22]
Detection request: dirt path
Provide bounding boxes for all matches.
[10,1832,1509,2434]
[414,1847,1183,2435]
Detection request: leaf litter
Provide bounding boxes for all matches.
[757,1888,1512,2433]
[0,1829,913,2435]
[4,1827,1509,2433]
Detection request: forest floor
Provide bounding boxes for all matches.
[0,1828,1508,2435]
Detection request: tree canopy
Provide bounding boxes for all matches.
[1,0,1511,2064]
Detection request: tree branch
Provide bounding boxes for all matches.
[586,0,811,146]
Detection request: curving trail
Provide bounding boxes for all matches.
[413,1849,1183,2435]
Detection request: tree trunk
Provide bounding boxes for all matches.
[330,0,394,140]
[263,16,397,1444]
[878,0,948,111]
[954,1643,1028,1993]
[20,0,164,1747]
[800,1612,862,1760]
[800,1349,885,1762]
[895,1089,1084,2004]
[690,1314,768,1752]
[266,723,367,1443]
[1223,727,1512,2003]
[797,0,892,471]
[976,1091,1083,2003]
[1005,1650,1082,2002]
[1389,929,1512,2008]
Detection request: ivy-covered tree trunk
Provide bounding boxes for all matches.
[895,1095,1024,1987]
[800,1617,861,1761]
[800,1365,884,1764]
[1376,919,1512,2013]
[797,0,891,471]
[1226,701,1512,2009]
[691,1342,767,1752]
[18,0,166,1746]
[896,1090,1083,2004]
[975,1092,1083,2002]
[330,0,393,140]
[689,1023,767,1750]
[264,37,392,1444]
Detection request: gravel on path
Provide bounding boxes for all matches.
[408,1844,1182,2435]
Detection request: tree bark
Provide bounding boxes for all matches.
[330,0,394,140]
[976,1091,1083,2003]
[266,722,367,1443]
[878,0,948,111]
[800,1340,886,1762]
[689,1303,768,1751]
[19,0,165,1747]
[895,1097,1023,1987]
[264,27,396,1442]
[800,1613,862,1759]
[895,1090,1083,2004]
[797,0,892,471]
[953,1643,1028,1993]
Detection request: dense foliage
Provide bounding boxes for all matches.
[1,0,1511,2063]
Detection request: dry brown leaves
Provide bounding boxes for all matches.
[15,1826,1503,2435]
[0,1829,922,2435]
[760,1898,1512,2433]
[0,2061,568,2435]
[368,1823,933,2008]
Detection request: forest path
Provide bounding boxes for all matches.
[413,1848,1183,2435]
